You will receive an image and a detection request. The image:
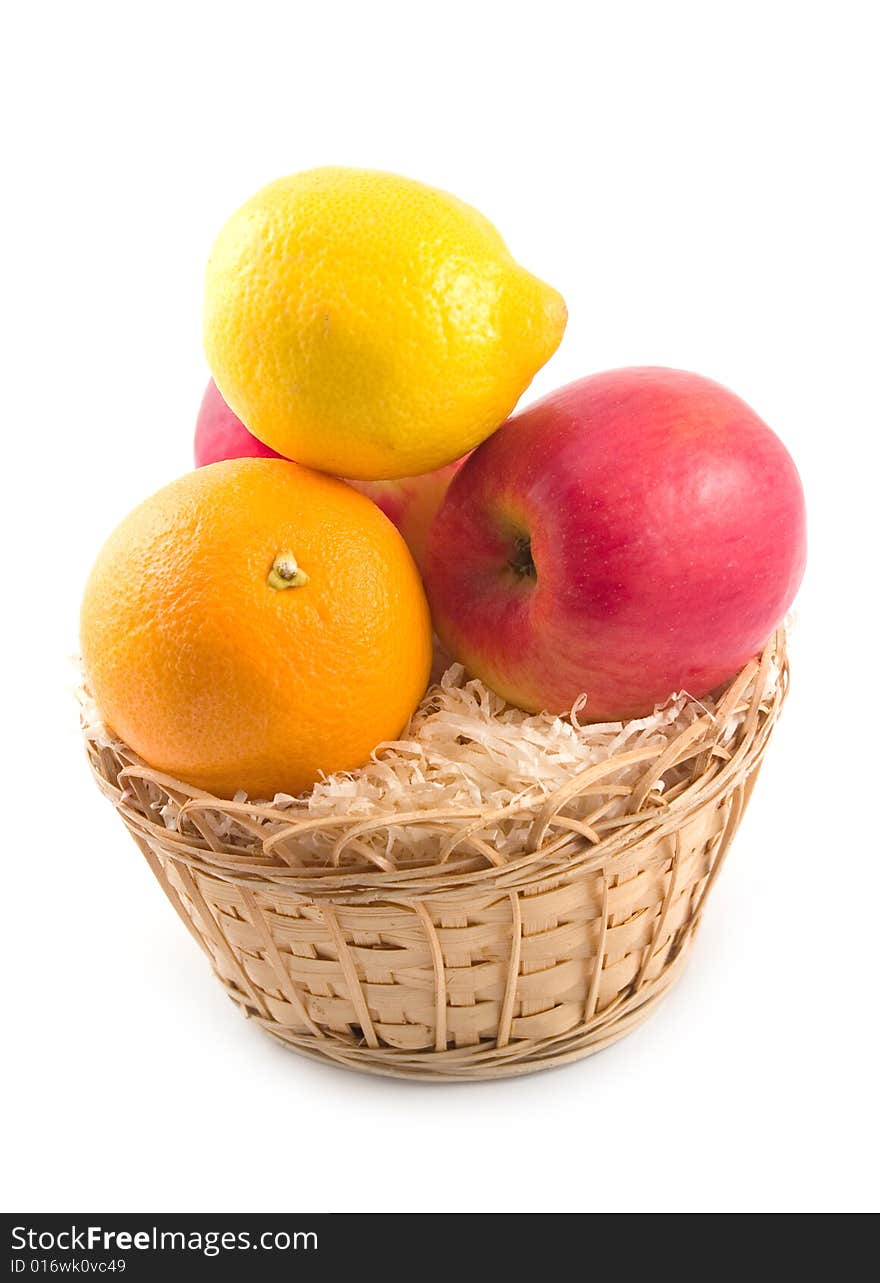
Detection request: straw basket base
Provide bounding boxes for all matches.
[85,632,786,1083]
[222,935,696,1081]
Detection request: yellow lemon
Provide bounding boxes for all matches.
[203,167,566,480]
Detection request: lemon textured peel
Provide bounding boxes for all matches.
[204,167,567,480]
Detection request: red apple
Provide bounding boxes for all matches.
[194,379,465,569]
[194,378,284,465]
[424,367,806,719]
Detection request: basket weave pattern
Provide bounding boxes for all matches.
[85,632,786,1080]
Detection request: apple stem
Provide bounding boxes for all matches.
[509,535,537,580]
[268,550,309,590]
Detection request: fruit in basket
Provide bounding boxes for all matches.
[194,378,466,569]
[425,367,806,720]
[203,167,566,480]
[194,378,284,464]
[351,461,466,573]
[80,459,433,798]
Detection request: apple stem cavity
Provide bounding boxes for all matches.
[509,534,537,581]
[268,550,309,590]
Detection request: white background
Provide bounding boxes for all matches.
[3,1,878,1215]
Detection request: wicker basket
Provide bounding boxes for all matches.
[85,630,787,1081]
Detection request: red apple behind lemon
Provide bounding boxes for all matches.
[424,367,806,720]
[194,379,465,569]
[195,378,284,464]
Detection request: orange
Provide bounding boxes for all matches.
[80,459,433,798]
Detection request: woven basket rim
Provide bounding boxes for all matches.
[84,630,787,901]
